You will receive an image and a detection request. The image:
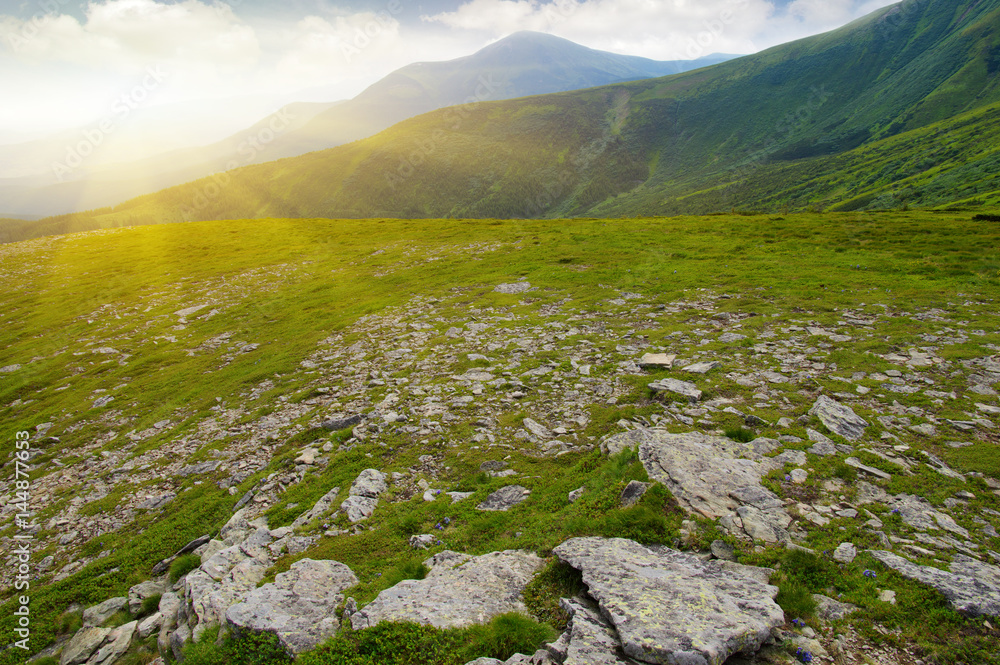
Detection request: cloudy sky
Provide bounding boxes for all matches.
[0,0,898,141]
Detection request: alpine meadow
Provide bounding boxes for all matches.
[1,2,1000,665]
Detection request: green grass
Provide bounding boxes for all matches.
[0,210,998,665]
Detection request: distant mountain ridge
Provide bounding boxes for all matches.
[9,0,1000,244]
[0,33,732,219]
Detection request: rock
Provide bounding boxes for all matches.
[790,469,808,484]
[448,491,475,503]
[341,469,387,522]
[550,596,639,664]
[553,537,784,665]
[879,589,897,604]
[523,417,553,439]
[568,487,585,503]
[320,414,363,431]
[600,428,648,456]
[169,622,191,661]
[639,353,676,369]
[683,361,720,374]
[128,580,165,615]
[710,539,737,562]
[869,551,1000,616]
[137,612,163,639]
[59,626,112,665]
[845,457,891,480]
[833,542,857,564]
[812,594,857,622]
[409,534,436,549]
[494,282,533,294]
[292,486,342,528]
[176,460,222,477]
[888,494,970,537]
[809,396,869,441]
[648,378,702,402]
[619,481,648,507]
[82,597,127,627]
[633,430,790,542]
[719,332,747,343]
[351,550,544,630]
[477,485,531,512]
[0,364,22,373]
[88,620,136,665]
[226,558,358,654]
[138,492,176,511]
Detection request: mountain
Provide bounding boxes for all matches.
[0,33,732,219]
[261,31,735,161]
[9,0,1000,242]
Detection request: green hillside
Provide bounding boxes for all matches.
[8,0,1000,242]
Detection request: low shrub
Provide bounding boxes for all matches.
[169,553,203,584]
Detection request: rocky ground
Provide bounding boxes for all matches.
[3,249,1000,664]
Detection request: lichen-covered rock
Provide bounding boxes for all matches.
[477,485,531,512]
[59,627,112,665]
[869,551,1000,617]
[634,430,790,542]
[128,580,165,615]
[340,469,387,522]
[553,537,784,665]
[351,550,544,630]
[648,377,702,402]
[226,558,358,654]
[808,396,869,441]
[81,597,127,628]
[549,596,642,664]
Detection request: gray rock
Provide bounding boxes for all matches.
[176,460,222,477]
[477,485,531,512]
[128,580,165,615]
[169,622,191,662]
[648,378,702,402]
[812,594,858,622]
[719,332,747,343]
[683,361,720,374]
[138,492,176,511]
[619,481,648,507]
[552,596,641,664]
[348,468,387,498]
[553,537,783,665]
[809,396,869,441]
[351,550,544,630]
[889,494,970,538]
[340,469,387,522]
[341,495,380,523]
[523,417,553,439]
[82,597,127,627]
[320,414,363,431]
[226,558,358,654]
[634,430,790,542]
[845,457,891,480]
[494,282,532,294]
[87,620,136,665]
[832,542,857,564]
[0,364,22,373]
[59,626,111,665]
[137,612,163,639]
[292,485,341,528]
[568,487,585,504]
[869,551,1000,616]
[710,539,737,562]
[409,534,436,549]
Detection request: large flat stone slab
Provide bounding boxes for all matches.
[554,537,783,665]
[633,430,790,542]
[226,558,358,654]
[869,551,1000,617]
[351,550,544,630]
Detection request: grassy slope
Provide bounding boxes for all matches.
[1,211,999,663]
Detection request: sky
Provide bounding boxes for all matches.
[0,0,900,141]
